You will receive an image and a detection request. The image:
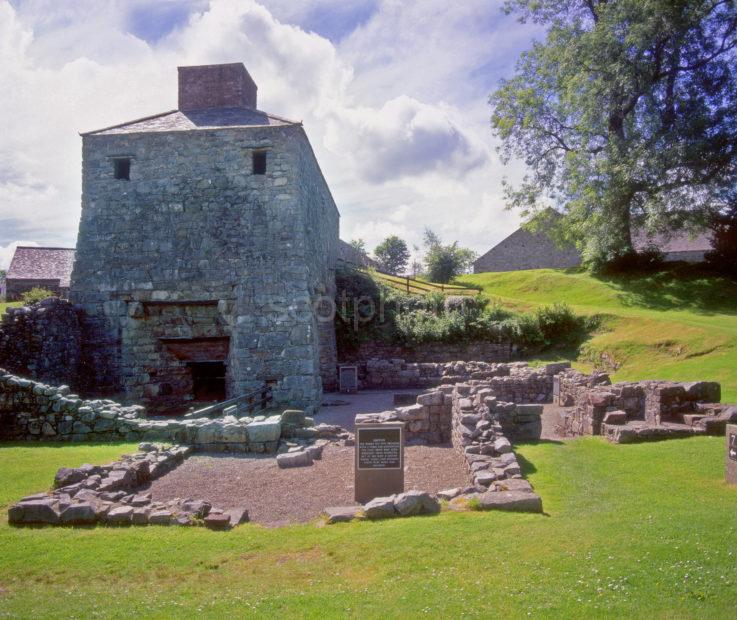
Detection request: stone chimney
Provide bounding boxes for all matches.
[177,63,258,111]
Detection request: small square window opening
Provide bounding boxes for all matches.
[252,151,267,175]
[114,158,131,180]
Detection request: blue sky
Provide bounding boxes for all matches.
[0,0,539,268]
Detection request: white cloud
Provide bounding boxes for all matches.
[0,0,536,262]
[325,95,488,183]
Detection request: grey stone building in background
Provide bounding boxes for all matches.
[5,247,76,301]
[70,63,339,413]
[474,224,714,273]
[473,228,581,274]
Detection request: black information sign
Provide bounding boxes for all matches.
[729,432,737,462]
[357,427,402,470]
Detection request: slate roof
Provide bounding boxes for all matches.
[632,230,713,254]
[83,107,300,136]
[6,247,76,288]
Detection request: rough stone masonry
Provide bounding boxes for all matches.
[70,63,339,413]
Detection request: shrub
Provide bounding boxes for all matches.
[334,266,593,354]
[443,294,488,316]
[395,309,469,346]
[423,292,445,315]
[533,303,587,347]
[20,288,57,305]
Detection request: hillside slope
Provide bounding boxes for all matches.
[459,267,737,401]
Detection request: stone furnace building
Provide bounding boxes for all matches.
[5,247,76,301]
[71,63,339,413]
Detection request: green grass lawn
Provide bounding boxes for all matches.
[0,439,735,618]
[458,266,737,401]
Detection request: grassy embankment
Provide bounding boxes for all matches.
[459,266,737,401]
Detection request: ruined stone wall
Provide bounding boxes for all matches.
[71,124,338,412]
[0,369,309,453]
[0,368,145,442]
[0,299,81,386]
[557,373,729,439]
[354,383,543,512]
[356,359,567,401]
[344,341,514,366]
[555,369,612,406]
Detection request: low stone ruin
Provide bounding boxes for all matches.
[321,380,545,524]
[0,368,345,452]
[8,443,248,529]
[0,369,145,442]
[555,370,737,442]
[358,358,568,399]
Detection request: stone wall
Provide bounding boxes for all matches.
[0,298,81,386]
[451,383,542,488]
[555,369,613,406]
[71,123,338,412]
[8,443,252,530]
[556,370,736,442]
[0,368,145,443]
[345,341,515,366]
[355,358,568,400]
[0,369,344,453]
[354,376,547,449]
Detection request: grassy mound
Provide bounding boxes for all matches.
[459,265,737,401]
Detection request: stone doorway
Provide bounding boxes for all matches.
[189,361,227,402]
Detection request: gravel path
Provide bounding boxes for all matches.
[146,443,468,527]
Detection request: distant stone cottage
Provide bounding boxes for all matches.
[70,63,339,412]
[5,247,76,301]
[474,225,714,273]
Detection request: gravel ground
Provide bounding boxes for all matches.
[146,443,468,527]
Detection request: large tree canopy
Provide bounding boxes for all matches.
[491,0,737,266]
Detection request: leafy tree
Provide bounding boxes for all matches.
[374,235,410,274]
[491,0,737,268]
[423,228,477,283]
[349,238,366,253]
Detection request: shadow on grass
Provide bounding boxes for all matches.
[594,263,737,316]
